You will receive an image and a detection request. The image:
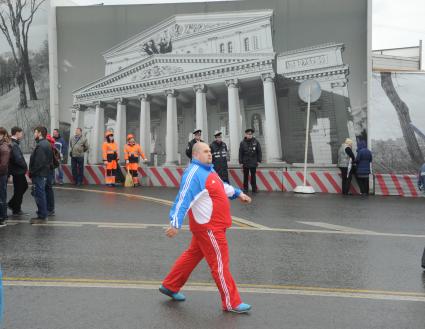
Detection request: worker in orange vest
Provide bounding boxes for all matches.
[102,130,119,187]
[124,134,147,186]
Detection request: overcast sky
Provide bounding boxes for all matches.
[1,0,424,55]
[372,0,425,49]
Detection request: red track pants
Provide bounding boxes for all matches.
[162,229,241,310]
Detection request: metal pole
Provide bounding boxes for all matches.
[303,86,311,186]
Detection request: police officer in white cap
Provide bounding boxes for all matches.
[186,129,203,160]
[210,130,229,183]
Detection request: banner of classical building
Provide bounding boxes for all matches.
[56,0,367,166]
[370,72,425,174]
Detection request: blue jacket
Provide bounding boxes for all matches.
[169,159,241,231]
[54,136,67,157]
[355,141,372,176]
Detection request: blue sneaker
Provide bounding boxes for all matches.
[228,303,252,313]
[159,285,186,301]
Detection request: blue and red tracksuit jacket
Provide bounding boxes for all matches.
[169,159,241,232]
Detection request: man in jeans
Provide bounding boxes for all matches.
[8,127,28,216]
[29,127,52,224]
[0,127,11,227]
[69,128,89,186]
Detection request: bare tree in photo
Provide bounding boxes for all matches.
[20,0,45,100]
[0,0,45,107]
[380,72,424,167]
[0,55,17,94]
[0,0,27,107]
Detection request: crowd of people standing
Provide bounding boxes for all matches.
[0,126,56,226]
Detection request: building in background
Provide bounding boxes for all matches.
[372,40,424,72]
[71,9,358,166]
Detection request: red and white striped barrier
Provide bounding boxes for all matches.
[228,169,284,192]
[12,165,423,197]
[56,165,362,194]
[374,174,423,197]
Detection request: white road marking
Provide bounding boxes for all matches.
[31,223,83,227]
[97,224,148,229]
[5,219,425,238]
[53,186,267,229]
[4,280,425,303]
[298,221,376,233]
[232,216,270,229]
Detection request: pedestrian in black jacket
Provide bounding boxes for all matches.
[210,131,229,183]
[8,127,28,216]
[186,129,203,161]
[239,128,262,193]
[0,127,11,226]
[29,127,52,223]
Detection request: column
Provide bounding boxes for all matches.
[48,5,59,133]
[90,101,105,164]
[208,36,218,53]
[225,79,242,164]
[193,84,208,143]
[240,98,247,132]
[262,73,282,163]
[139,94,151,159]
[236,31,242,52]
[164,89,179,166]
[71,104,85,134]
[115,98,127,162]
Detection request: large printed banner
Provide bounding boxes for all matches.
[370,72,425,174]
[57,0,367,166]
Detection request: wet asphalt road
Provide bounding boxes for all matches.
[1,185,425,329]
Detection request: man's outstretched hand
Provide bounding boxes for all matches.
[238,193,252,204]
[165,226,179,238]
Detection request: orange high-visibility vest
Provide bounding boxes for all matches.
[124,143,146,161]
[102,142,119,162]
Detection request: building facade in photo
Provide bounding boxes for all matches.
[71,9,355,166]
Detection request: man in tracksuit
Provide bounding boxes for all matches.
[160,142,253,314]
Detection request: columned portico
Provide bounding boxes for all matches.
[71,9,357,167]
[261,73,282,163]
[225,79,242,164]
[91,101,105,164]
[164,89,179,165]
[115,98,127,161]
[193,84,208,143]
[139,94,151,159]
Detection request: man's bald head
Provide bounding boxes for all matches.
[192,142,212,164]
